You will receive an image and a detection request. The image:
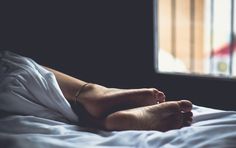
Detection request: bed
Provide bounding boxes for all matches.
[0,51,236,148]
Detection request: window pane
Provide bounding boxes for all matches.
[155,0,236,78]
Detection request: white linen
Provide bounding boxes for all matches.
[0,51,78,123]
[0,51,236,148]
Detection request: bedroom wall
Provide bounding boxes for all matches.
[0,0,235,110]
[0,0,154,87]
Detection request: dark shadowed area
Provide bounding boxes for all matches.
[0,0,235,110]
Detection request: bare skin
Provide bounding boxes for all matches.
[104,100,193,131]
[76,84,192,131]
[77,83,166,118]
[45,67,193,131]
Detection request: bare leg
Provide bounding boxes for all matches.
[45,67,192,131]
[45,67,166,118]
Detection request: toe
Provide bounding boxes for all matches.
[156,90,166,103]
[150,88,166,103]
[182,120,192,127]
[182,112,193,127]
[182,117,193,126]
[125,88,165,105]
[177,100,192,113]
[183,112,193,121]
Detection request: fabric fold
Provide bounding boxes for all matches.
[0,51,78,123]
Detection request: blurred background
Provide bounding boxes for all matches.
[157,0,236,77]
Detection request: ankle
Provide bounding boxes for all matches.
[76,83,95,103]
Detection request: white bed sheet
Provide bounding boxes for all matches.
[0,51,236,148]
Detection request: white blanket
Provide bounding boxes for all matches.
[0,51,236,148]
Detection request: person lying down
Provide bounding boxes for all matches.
[0,51,193,132]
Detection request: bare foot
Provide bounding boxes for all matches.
[104,100,193,132]
[77,83,166,118]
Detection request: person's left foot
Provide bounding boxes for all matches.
[77,83,166,118]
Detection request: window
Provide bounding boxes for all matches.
[155,0,236,78]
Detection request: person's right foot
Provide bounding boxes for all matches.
[77,83,166,118]
[104,100,193,132]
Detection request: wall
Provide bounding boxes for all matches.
[0,0,235,110]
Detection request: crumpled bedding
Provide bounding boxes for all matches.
[0,51,236,148]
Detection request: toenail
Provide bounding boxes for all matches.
[151,89,158,98]
[158,92,165,99]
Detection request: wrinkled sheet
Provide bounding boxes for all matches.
[0,51,236,148]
